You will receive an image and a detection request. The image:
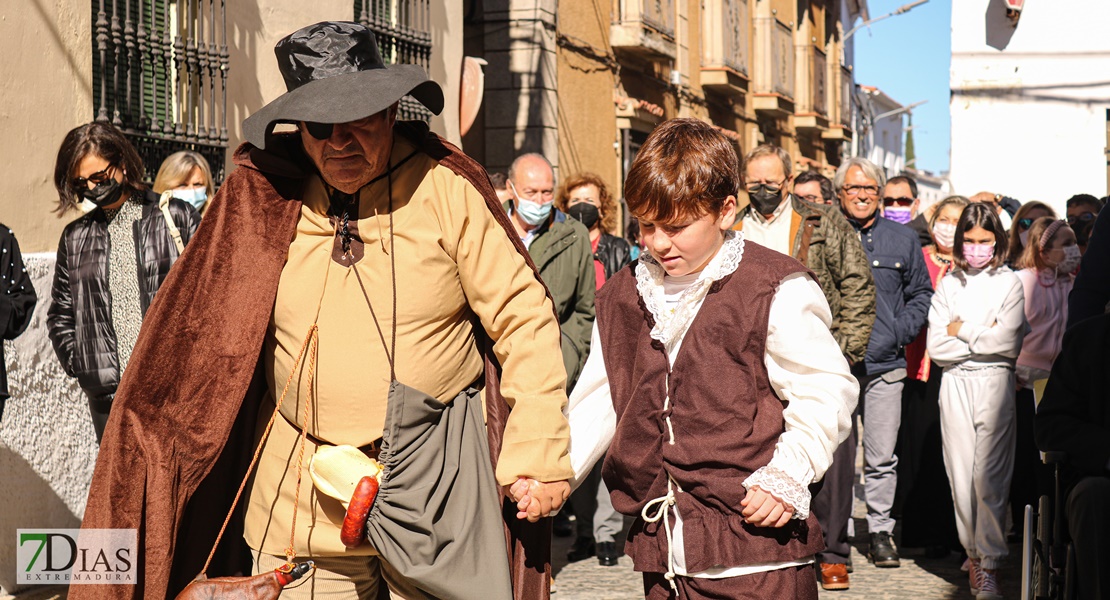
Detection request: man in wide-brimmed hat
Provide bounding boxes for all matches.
[73,21,572,600]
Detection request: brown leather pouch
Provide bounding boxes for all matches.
[174,562,313,600]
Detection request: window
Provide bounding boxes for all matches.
[91,0,228,184]
[355,0,434,122]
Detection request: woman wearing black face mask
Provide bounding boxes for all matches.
[556,172,632,289]
[48,122,200,442]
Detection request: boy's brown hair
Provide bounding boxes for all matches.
[624,118,740,223]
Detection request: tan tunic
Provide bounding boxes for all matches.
[244,138,572,557]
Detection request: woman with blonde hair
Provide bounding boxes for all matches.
[1006,200,1056,264]
[153,150,215,213]
[1009,216,1079,542]
[555,172,632,286]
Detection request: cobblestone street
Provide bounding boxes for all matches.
[552,483,1025,599]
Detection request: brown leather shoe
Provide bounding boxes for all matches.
[819,562,850,591]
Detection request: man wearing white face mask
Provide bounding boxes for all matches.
[507,153,595,389]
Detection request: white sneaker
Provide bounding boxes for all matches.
[976,567,1003,600]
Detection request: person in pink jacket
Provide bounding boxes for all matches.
[1010,217,1080,539]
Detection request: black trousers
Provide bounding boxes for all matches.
[894,373,960,550]
[569,461,603,539]
[812,411,857,564]
[87,395,112,443]
[1010,388,1053,534]
[1066,476,1110,600]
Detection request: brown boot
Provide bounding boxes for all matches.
[819,562,850,591]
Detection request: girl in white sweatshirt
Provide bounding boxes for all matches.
[926,203,1026,600]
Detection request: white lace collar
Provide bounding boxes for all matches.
[635,230,745,353]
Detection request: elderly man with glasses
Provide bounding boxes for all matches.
[830,157,934,578]
[732,145,876,590]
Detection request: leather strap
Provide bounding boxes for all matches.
[158,191,186,254]
[796,218,817,266]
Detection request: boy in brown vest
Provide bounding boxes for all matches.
[564,119,858,598]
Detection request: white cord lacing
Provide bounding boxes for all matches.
[641,478,679,593]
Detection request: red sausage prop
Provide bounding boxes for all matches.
[340,476,380,548]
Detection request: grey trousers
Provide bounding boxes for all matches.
[1066,476,1110,600]
[572,461,624,543]
[860,373,904,535]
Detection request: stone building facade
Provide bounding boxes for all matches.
[465,0,869,227]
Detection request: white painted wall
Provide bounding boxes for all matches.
[950,0,1110,214]
[867,100,905,178]
[0,254,97,596]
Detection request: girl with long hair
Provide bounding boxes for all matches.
[927,203,1026,599]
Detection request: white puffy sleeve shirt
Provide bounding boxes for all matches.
[566,271,856,566]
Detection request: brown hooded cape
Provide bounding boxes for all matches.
[70,122,553,600]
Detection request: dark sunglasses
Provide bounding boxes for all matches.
[882,197,914,205]
[70,164,116,192]
[304,122,335,140]
[1017,218,1034,230]
[1067,213,1096,225]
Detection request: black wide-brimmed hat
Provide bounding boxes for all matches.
[243,21,444,149]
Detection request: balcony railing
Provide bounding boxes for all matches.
[701,0,748,76]
[752,15,794,115]
[611,0,677,60]
[812,47,827,116]
[356,0,433,122]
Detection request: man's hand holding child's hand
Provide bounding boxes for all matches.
[505,477,571,522]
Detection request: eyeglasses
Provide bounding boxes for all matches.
[1017,218,1034,230]
[1067,213,1096,225]
[843,185,880,197]
[745,179,788,194]
[796,193,822,203]
[71,164,116,192]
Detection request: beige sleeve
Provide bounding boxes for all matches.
[443,170,573,485]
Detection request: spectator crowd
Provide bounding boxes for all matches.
[4,19,1109,600]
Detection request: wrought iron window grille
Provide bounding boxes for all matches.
[92,0,228,185]
[355,0,434,122]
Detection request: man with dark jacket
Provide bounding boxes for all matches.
[506,153,595,389]
[837,157,934,576]
[1035,313,1110,600]
[0,224,37,420]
